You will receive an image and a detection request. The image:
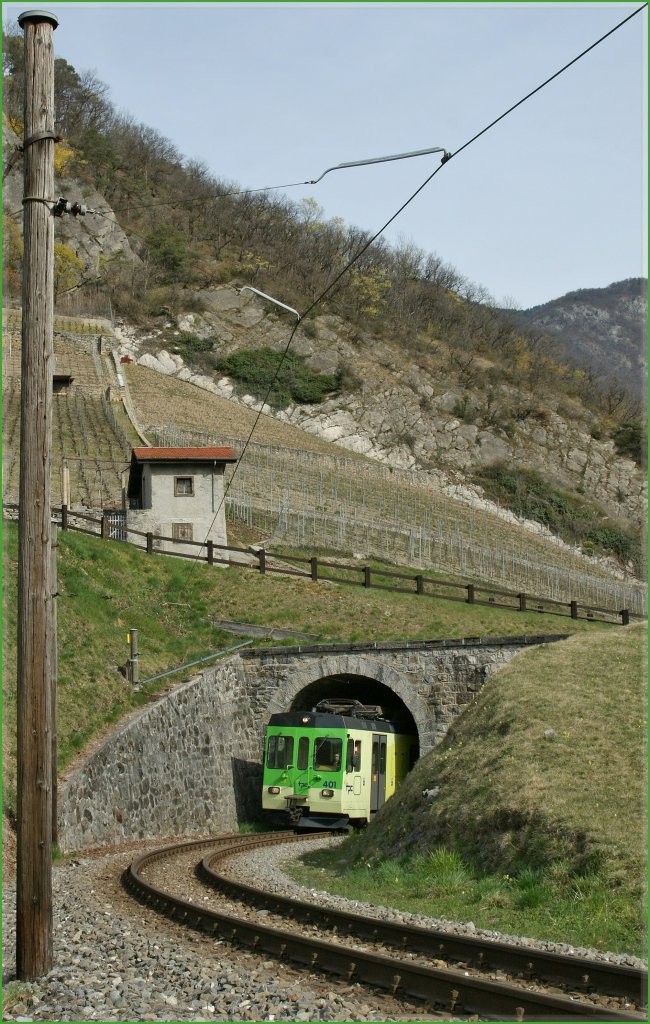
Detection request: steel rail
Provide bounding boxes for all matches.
[124,834,646,1022]
[198,835,648,1005]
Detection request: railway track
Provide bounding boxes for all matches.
[124,831,647,1022]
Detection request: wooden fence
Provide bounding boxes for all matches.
[4,503,640,628]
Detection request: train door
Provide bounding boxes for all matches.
[370,734,387,811]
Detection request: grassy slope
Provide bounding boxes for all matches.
[363,623,647,881]
[291,623,647,954]
[2,520,603,808]
[3,523,645,952]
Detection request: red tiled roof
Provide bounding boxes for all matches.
[132,446,237,462]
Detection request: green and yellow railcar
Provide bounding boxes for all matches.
[262,700,417,829]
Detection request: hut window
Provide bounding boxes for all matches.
[174,475,194,496]
[172,522,193,541]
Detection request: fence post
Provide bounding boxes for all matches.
[570,600,578,619]
[416,574,424,595]
[100,514,109,540]
[258,548,266,575]
[310,556,318,582]
[363,566,371,588]
[146,532,153,555]
[518,592,527,612]
[466,584,475,604]
[621,609,630,626]
[207,540,214,566]
[61,504,68,531]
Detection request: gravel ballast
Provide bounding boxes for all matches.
[2,834,646,1022]
[1,838,451,1023]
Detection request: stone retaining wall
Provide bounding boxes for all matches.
[57,638,560,851]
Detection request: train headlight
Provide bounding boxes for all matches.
[321,789,334,799]
[267,786,281,794]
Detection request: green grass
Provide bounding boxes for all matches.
[289,843,646,956]
[287,623,647,956]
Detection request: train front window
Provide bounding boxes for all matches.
[314,737,342,772]
[297,736,309,770]
[266,734,294,769]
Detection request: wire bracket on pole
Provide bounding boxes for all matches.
[22,195,56,207]
[22,130,61,148]
[3,132,61,181]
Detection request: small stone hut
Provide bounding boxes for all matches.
[126,446,237,557]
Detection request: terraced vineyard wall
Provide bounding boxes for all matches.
[2,309,138,507]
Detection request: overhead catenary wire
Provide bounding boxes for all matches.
[37,4,647,295]
[178,0,646,577]
[182,0,646,575]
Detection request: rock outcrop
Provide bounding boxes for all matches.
[115,288,646,526]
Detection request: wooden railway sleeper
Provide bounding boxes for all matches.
[127,841,647,1021]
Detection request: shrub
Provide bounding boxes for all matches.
[54,243,84,297]
[145,224,193,281]
[216,347,340,410]
[302,320,318,339]
[473,463,644,572]
[586,525,641,565]
[174,331,214,353]
[612,422,646,466]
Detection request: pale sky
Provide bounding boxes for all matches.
[4,1,648,309]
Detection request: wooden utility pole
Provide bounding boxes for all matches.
[50,519,58,848]
[16,8,59,981]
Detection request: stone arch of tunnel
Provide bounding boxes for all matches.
[288,672,421,760]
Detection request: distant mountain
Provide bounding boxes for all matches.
[511,279,648,398]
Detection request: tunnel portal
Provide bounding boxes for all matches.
[289,672,420,758]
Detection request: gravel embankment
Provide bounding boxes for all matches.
[1,837,455,1023]
[222,836,647,970]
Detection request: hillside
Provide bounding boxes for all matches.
[513,279,648,400]
[3,304,646,615]
[113,289,647,534]
[290,623,648,955]
[2,33,646,596]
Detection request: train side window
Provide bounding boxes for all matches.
[346,738,361,772]
[297,736,309,770]
[314,737,342,771]
[266,734,294,769]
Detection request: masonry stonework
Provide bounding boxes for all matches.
[57,637,561,851]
